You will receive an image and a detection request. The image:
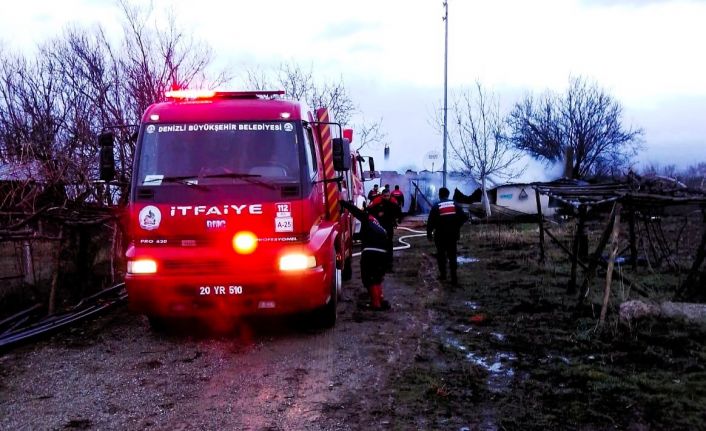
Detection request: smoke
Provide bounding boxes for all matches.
[513,156,564,183]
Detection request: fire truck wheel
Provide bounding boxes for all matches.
[342,256,353,281]
[147,316,168,331]
[312,254,340,328]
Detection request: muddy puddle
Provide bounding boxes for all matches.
[395,222,706,429]
[435,325,516,394]
[457,256,480,264]
[463,301,480,310]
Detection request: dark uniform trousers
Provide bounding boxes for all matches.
[435,236,458,280]
[427,199,467,283]
[361,250,388,288]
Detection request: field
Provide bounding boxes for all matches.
[381,219,706,430]
[2,217,705,430]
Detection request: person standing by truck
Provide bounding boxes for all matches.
[367,184,380,201]
[367,189,401,272]
[340,200,391,310]
[390,185,405,222]
[426,187,468,285]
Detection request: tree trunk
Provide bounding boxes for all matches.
[535,188,545,263]
[481,176,491,217]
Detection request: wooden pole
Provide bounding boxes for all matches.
[628,206,638,271]
[544,227,585,268]
[679,210,706,299]
[545,223,647,298]
[578,202,618,303]
[535,188,545,263]
[568,205,587,294]
[599,204,622,325]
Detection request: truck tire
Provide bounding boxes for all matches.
[147,316,167,331]
[342,256,353,281]
[312,253,340,328]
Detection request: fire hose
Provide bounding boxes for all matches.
[0,283,127,352]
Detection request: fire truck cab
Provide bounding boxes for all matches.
[100,90,369,328]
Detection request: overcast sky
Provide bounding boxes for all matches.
[1,0,705,177]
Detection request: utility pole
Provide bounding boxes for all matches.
[442,1,449,188]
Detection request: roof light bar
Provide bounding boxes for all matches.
[165,90,286,100]
[165,89,217,99]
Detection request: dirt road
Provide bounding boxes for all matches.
[0,229,438,430]
[3,221,705,430]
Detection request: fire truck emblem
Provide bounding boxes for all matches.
[139,205,161,230]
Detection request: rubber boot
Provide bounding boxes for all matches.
[379,284,391,310]
[370,284,382,309]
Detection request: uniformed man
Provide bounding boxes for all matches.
[426,187,468,285]
[340,200,391,310]
[390,185,405,222]
[367,189,401,272]
[367,184,380,201]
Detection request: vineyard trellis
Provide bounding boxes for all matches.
[533,177,706,313]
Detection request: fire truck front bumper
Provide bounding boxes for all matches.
[126,267,331,318]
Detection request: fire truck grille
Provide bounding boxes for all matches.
[161,259,274,273]
[162,260,231,273]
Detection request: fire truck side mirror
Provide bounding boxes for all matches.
[343,128,353,143]
[98,132,116,182]
[368,157,376,179]
[332,137,351,171]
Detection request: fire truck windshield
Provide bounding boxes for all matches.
[136,121,301,187]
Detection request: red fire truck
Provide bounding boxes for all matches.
[99,90,370,328]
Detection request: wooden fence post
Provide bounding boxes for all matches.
[628,205,638,271]
[568,205,587,294]
[679,210,706,299]
[578,202,618,303]
[600,204,622,325]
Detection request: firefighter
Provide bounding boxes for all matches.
[367,184,380,201]
[390,185,405,222]
[426,187,468,285]
[340,200,391,310]
[367,189,401,272]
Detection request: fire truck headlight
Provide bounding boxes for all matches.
[233,231,258,254]
[128,259,157,274]
[279,254,316,271]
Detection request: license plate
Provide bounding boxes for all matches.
[198,285,244,296]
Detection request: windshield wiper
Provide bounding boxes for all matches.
[143,175,209,190]
[199,172,277,190]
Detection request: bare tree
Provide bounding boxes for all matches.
[643,161,706,190]
[245,62,354,124]
[684,162,706,190]
[112,0,228,184]
[352,118,388,153]
[243,62,386,150]
[508,76,642,179]
[441,82,525,216]
[0,0,227,211]
[0,50,75,211]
